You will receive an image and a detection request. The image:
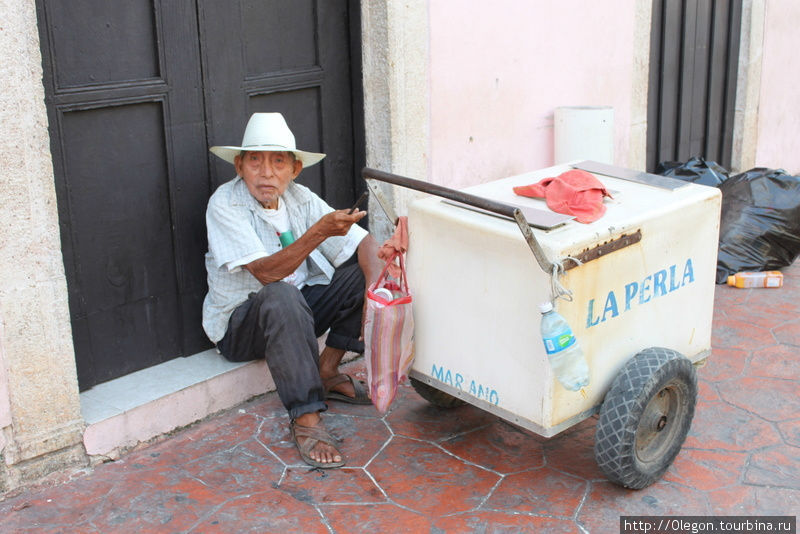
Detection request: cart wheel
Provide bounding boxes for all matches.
[410,377,466,408]
[594,347,697,489]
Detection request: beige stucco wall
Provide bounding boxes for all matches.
[0,0,86,491]
[362,0,431,238]
[732,0,765,174]
[754,0,799,174]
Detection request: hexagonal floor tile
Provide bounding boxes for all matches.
[722,301,795,330]
[717,377,800,422]
[440,420,545,475]
[321,503,431,532]
[745,445,800,489]
[194,487,329,533]
[778,419,800,447]
[368,436,499,516]
[178,439,285,495]
[0,474,116,532]
[696,379,722,403]
[86,467,229,532]
[578,481,711,533]
[276,466,386,505]
[384,393,496,443]
[238,391,287,419]
[663,448,748,491]
[685,400,781,451]
[708,485,800,516]
[544,418,605,481]
[697,347,748,382]
[749,345,800,380]
[124,410,263,469]
[483,467,586,517]
[711,316,774,351]
[434,511,576,533]
[773,318,800,346]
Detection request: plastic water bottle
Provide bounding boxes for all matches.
[539,301,590,391]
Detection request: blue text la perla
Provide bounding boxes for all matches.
[586,258,695,328]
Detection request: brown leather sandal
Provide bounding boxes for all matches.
[323,374,372,405]
[290,419,346,469]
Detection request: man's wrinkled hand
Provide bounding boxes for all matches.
[315,209,367,238]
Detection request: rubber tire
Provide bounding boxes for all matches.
[410,377,466,408]
[594,347,697,489]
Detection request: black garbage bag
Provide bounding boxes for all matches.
[715,168,800,283]
[655,156,729,186]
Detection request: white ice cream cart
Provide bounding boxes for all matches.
[363,161,722,489]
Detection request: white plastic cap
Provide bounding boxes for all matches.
[373,288,394,301]
[539,301,553,313]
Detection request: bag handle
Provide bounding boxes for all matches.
[370,251,409,295]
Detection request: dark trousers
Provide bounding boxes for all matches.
[217,259,365,419]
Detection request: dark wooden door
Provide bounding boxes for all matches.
[36,0,363,390]
[646,0,742,171]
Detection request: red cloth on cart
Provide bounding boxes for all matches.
[513,169,611,223]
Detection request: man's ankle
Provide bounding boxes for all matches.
[319,347,346,371]
[319,367,340,379]
[295,411,320,427]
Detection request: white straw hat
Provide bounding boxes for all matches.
[209,112,326,167]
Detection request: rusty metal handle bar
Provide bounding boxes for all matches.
[361,167,555,273]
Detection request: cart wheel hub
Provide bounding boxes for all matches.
[634,383,685,465]
[656,415,668,431]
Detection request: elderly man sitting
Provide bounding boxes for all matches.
[202,113,382,468]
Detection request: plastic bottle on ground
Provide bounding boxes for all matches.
[539,301,590,391]
[726,271,783,288]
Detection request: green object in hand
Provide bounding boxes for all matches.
[279,231,295,247]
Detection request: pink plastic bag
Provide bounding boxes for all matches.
[364,252,414,413]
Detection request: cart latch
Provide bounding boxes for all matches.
[563,229,643,270]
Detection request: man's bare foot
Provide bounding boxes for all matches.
[292,412,344,467]
[322,374,372,404]
[321,371,356,397]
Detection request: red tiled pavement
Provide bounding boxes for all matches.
[1,263,798,533]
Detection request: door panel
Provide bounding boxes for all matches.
[242,1,318,72]
[59,103,182,380]
[60,103,174,311]
[46,0,160,87]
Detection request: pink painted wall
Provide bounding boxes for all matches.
[429,1,639,188]
[755,1,800,174]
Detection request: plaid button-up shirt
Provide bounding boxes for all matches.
[202,177,367,342]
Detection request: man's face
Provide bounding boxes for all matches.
[234,151,303,209]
